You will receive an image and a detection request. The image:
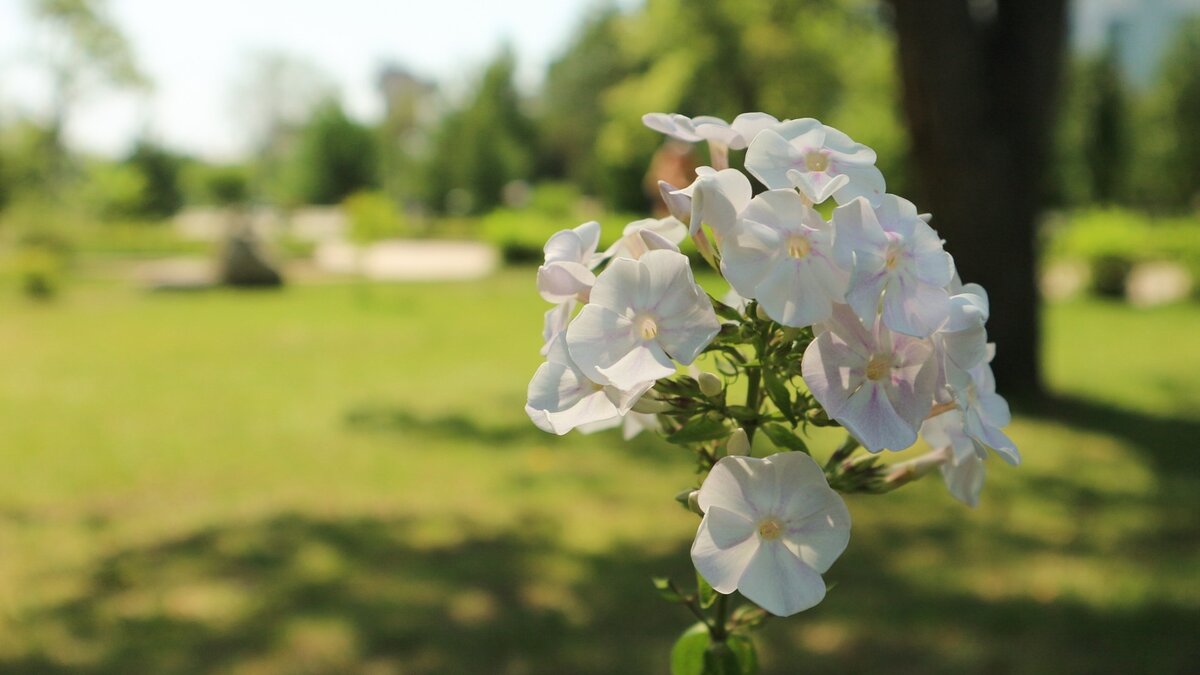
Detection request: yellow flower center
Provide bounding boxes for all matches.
[757,517,784,540]
[786,235,811,259]
[884,244,902,271]
[804,151,829,172]
[637,315,659,341]
[865,353,892,381]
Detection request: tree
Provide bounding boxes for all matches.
[288,99,378,206]
[1081,36,1131,205]
[27,0,147,187]
[230,51,335,204]
[886,0,1067,396]
[125,139,183,219]
[423,48,535,214]
[1155,17,1200,209]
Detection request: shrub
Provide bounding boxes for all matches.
[344,191,411,243]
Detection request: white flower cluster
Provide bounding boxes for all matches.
[524,111,1021,618]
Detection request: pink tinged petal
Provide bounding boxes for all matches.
[830,163,886,206]
[840,380,919,452]
[787,169,847,204]
[881,274,950,338]
[565,304,639,385]
[745,128,804,189]
[756,258,833,328]
[884,335,937,429]
[821,303,876,358]
[832,197,889,269]
[691,507,761,594]
[941,452,986,507]
[847,266,889,326]
[801,333,867,418]
[820,123,877,163]
[537,262,595,303]
[782,501,852,575]
[737,541,827,617]
[873,195,919,238]
[921,411,977,462]
[940,325,988,372]
[729,112,781,148]
[911,224,955,287]
[720,218,780,297]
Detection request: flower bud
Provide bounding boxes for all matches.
[631,394,672,414]
[726,428,751,456]
[697,372,723,398]
[755,303,771,322]
[686,490,702,515]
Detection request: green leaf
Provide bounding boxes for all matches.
[670,623,759,675]
[708,294,744,322]
[761,423,809,454]
[666,416,729,445]
[722,405,759,423]
[670,622,710,675]
[696,571,716,609]
[727,635,759,675]
[653,576,685,604]
[762,367,794,423]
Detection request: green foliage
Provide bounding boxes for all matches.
[1150,17,1200,208]
[13,245,65,300]
[1046,208,1200,295]
[423,48,535,214]
[287,99,379,206]
[78,159,145,220]
[184,163,251,207]
[124,140,184,218]
[478,181,639,263]
[343,190,411,243]
[670,623,757,675]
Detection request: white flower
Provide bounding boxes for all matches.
[541,301,574,356]
[662,167,752,238]
[721,189,847,327]
[921,413,986,507]
[566,250,720,390]
[602,216,687,261]
[537,220,602,303]
[832,195,954,338]
[622,411,660,440]
[947,358,1020,465]
[745,118,885,205]
[802,304,937,452]
[526,335,651,435]
[936,281,990,374]
[642,112,782,150]
[691,452,852,617]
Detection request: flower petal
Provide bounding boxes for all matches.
[692,507,761,594]
[737,541,826,617]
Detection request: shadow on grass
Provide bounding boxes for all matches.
[1015,393,1200,482]
[343,404,685,464]
[4,513,1196,675]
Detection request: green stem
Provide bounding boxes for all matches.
[710,592,730,642]
[743,366,761,444]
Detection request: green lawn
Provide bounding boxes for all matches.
[0,269,1196,674]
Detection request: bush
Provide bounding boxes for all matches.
[478,182,641,263]
[1045,208,1200,296]
[344,191,411,243]
[14,245,64,300]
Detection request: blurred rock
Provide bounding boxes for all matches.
[1126,261,1192,307]
[1040,260,1089,301]
[359,240,497,281]
[218,224,283,288]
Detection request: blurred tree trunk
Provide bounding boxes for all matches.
[887,0,1067,395]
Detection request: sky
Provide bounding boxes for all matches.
[0,0,630,160]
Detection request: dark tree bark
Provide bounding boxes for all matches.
[887,0,1067,395]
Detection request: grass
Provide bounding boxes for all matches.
[0,268,1196,674]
